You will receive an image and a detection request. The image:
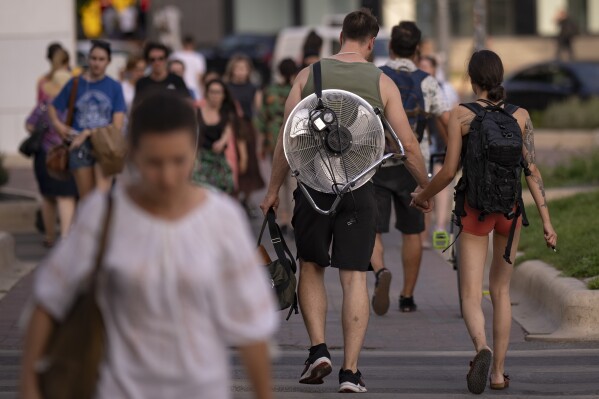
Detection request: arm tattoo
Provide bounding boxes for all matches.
[531,175,548,208]
[524,117,536,164]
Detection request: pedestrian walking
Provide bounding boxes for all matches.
[171,35,207,100]
[261,9,431,393]
[225,54,265,213]
[120,56,146,111]
[302,30,323,67]
[418,54,457,248]
[20,92,277,399]
[555,9,578,61]
[370,21,450,316]
[26,43,78,247]
[192,79,236,194]
[48,40,126,199]
[256,58,298,232]
[411,49,558,394]
[134,42,190,105]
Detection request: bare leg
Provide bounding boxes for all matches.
[55,196,76,238]
[370,233,385,273]
[40,197,57,244]
[298,261,327,346]
[433,163,451,231]
[400,233,422,297]
[339,269,369,372]
[72,167,96,200]
[489,228,521,385]
[459,232,490,352]
[94,164,113,193]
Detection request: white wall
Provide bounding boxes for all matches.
[0,0,75,154]
[536,0,567,36]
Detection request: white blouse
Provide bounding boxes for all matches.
[35,187,278,399]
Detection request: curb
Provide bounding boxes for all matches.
[0,200,38,233]
[511,260,599,341]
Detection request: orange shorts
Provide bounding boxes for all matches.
[461,202,521,237]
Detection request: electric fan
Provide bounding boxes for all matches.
[283,88,406,215]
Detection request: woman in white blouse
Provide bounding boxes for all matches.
[20,92,278,399]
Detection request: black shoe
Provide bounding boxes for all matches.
[299,343,332,384]
[467,348,493,394]
[338,369,367,393]
[399,295,417,312]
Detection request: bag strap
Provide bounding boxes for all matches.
[65,77,80,128]
[258,208,297,274]
[90,191,115,291]
[313,61,323,108]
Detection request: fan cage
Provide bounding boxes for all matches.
[283,90,385,194]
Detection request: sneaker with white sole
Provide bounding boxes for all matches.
[338,369,367,393]
[299,343,332,384]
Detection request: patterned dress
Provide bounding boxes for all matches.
[192,108,235,194]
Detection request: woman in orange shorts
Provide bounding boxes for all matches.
[411,50,557,394]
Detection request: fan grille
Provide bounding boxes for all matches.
[284,90,385,194]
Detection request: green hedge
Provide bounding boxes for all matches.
[532,97,599,130]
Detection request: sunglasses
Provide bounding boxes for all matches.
[149,56,166,62]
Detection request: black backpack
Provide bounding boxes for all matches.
[453,100,531,264]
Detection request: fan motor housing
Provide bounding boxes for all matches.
[323,125,352,155]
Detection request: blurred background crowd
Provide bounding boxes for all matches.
[1,0,599,237]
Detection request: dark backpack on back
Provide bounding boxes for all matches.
[453,100,531,264]
[380,66,430,141]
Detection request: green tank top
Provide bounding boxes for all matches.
[301,58,384,110]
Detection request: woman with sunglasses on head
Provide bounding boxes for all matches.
[411,50,557,394]
[20,92,277,399]
[49,40,126,199]
[192,79,236,194]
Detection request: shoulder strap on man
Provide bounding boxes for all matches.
[313,61,323,107]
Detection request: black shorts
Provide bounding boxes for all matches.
[292,183,376,271]
[373,165,424,235]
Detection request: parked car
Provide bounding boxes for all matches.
[504,61,599,111]
[201,34,276,87]
[271,26,390,83]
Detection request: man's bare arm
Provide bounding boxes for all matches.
[260,68,309,213]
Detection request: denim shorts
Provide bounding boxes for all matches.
[69,138,95,170]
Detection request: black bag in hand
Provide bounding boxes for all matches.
[257,208,298,320]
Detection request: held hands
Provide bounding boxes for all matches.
[543,222,558,250]
[409,187,434,213]
[211,139,227,154]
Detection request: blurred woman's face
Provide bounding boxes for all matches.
[88,48,110,77]
[131,130,197,196]
[232,60,250,82]
[206,82,225,108]
[419,58,435,76]
[132,60,146,81]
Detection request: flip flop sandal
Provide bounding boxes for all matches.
[466,348,492,394]
[490,374,510,390]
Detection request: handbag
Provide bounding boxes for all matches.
[46,77,79,179]
[20,105,48,157]
[90,124,127,176]
[257,208,298,320]
[37,193,114,399]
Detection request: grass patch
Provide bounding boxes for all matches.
[534,97,599,130]
[538,148,599,188]
[588,277,599,290]
[517,190,599,288]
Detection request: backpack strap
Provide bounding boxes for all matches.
[504,103,520,115]
[313,61,323,108]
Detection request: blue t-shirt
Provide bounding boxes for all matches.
[53,76,126,133]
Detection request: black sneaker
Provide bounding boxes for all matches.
[399,295,417,312]
[299,343,332,384]
[338,369,367,393]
